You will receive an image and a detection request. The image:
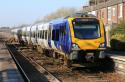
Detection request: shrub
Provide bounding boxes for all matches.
[110,21,125,51]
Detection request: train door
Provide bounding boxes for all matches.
[66,22,72,53]
[61,22,71,53]
[51,25,58,50]
[48,24,52,47]
[59,23,67,52]
[35,25,38,44]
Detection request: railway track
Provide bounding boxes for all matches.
[6,43,30,82]
[111,56,125,75]
[14,44,118,82]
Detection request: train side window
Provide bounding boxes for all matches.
[39,31,40,38]
[26,32,27,37]
[38,31,40,38]
[45,30,47,39]
[28,32,30,37]
[35,31,36,38]
[60,25,66,36]
[32,32,33,38]
[42,30,43,39]
[33,32,34,38]
[41,30,43,39]
[26,31,27,36]
[33,31,35,38]
[39,31,41,38]
[43,30,45,39]
[34,32,36,38]
[27,31,30,37]
[63,25,66,35]
[32,32,34,38]
[44,30,46,39]
[55,29,59,41]
[45,30,48,39]
[31,32,32,37]
[39,30,42,38]
[52,30,55,40]
[37,30,38,38]
[48,25,52,39]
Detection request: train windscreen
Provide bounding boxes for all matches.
[73,18,101,39]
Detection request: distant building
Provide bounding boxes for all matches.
[83,0,124,26]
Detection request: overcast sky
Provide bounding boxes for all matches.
[0,0,88,27]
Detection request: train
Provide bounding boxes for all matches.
[11,13,107,67]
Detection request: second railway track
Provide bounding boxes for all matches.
[19,50,61,82]
[6,44,59,82]
[110,55,125,75]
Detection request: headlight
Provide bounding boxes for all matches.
[72,44,80,50]
[99,43,105,48]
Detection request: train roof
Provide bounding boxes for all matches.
[65,13,97,18]
[50,13,97,25]
[50,18,67,25]
[37,23,49,30]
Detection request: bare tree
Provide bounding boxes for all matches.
[35,7,77,23]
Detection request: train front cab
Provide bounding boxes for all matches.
[68,17,107,63]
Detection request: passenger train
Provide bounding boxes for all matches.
[11,13,107,66]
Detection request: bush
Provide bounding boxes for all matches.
[110,21,125,51]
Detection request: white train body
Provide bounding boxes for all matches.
[37,23,50,49]
[21,27,27,43]
[26,26,31,44]
[31,25,37,45]
[11,28,19,41]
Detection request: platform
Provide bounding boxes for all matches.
[0,42,24,82]
[110,55,125,61]
[106,51,125,61]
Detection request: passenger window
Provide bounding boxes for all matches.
[55,29,59,41]
[45,30,48,39]
[31,32,33,37]
[33,31,35,38]
[38,31,39,38]
[42,30,44,39]
[32,32,34,37]
[60,25,66,35]
[28,32,30,37]
[40,31,42,38]
[44,30,46,39]
[39,31,40,38]
[48,26,52,39]
[52,30,55,40]
[43,30,45,39]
